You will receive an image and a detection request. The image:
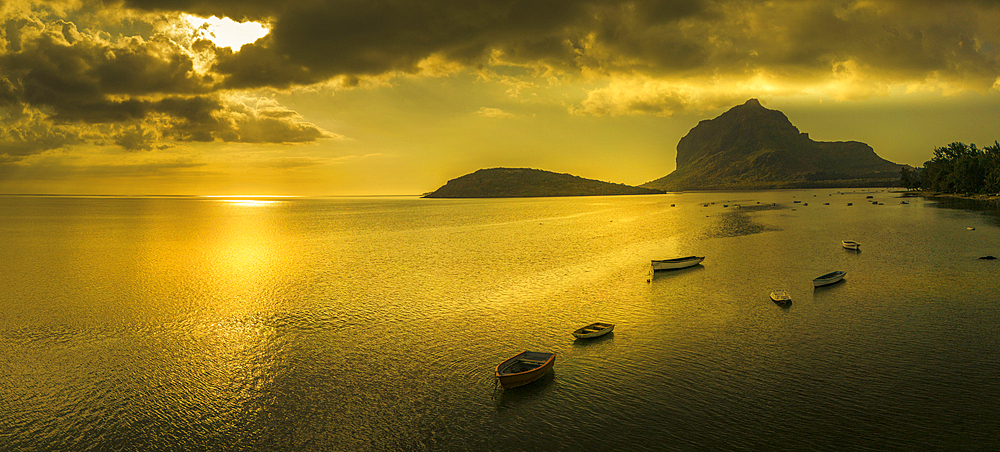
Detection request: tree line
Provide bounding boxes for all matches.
[900,141,1000,194]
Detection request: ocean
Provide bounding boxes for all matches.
[2,190,998,451]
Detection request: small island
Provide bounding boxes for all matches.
[422,168,665,198]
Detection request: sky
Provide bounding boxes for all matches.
[1,0,999,196]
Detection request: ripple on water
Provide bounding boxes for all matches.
[3,193,1000,450]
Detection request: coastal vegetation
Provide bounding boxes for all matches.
[901,141,1000,194]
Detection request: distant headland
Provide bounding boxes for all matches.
[641,99,905,191]
[422,168,664,198]
[426,99,906,198]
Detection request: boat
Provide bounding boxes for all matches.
[813,271,846,287]
[769,290,791,304]
[651,256,705,271]
[495,351,556,389]
[572,322,615,339]
[842,240,861,250]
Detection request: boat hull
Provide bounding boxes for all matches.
[572,322,615,339]
[841,240,861,250]
[651,256,705,271]
[769,290,791,303]
[495,351,556,389]
[813,271,846,287]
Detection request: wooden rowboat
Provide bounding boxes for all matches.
[813,270,846,287]
[572,322,615,339]
[495,351,555,389]
[651,256,705,271]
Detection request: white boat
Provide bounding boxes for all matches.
[813,271,846,287]
[572,322,615,339]
[651,256,705,271]
[769,290,791,304]
[842,240,861,250]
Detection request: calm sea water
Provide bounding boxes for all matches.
[2,191,999,451]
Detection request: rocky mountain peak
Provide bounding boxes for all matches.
[642,100,904,190]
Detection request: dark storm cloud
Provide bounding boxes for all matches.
[107,0,1000,93]
[723,1,1000,82]
[0,2,335,158]
[0,17,213,110]
[113,124,163,151]
[186,0,710,86]
[0,106,83,156]
[115,0,278,22]
[210,37,318,89]
[3,0,1000,156]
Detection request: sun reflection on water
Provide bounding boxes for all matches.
[220,199,282,207]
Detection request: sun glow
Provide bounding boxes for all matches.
[183,14,270,51]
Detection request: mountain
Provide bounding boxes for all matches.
[423,168,665,198]
[642,99,905,190]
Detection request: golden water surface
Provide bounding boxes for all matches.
[1,191,998,450]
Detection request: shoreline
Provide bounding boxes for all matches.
[910,190,1000,206]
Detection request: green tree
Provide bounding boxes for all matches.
[900,167,919,190]
[983,141,1000,194]
[916,141,999,194]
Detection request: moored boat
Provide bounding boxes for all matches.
[572,322,615,339]
[651,256,705,271]
[769,290,791,304]
[813,271,846,287]
[495,351,556,389]
[842,240,861,250]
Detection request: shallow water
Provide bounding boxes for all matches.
[2,190,999,451]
